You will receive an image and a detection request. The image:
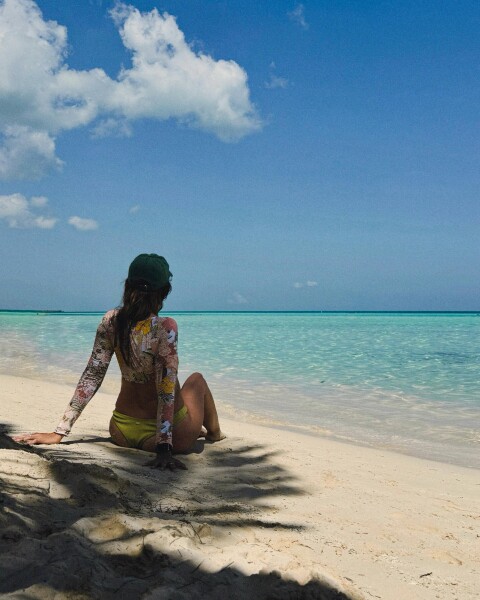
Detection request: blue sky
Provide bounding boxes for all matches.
[0,0,479,311]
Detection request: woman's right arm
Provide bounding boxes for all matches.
[54,313,114,437]
[13,313,114,446]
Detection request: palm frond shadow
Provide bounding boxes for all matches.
[0,427,357,599]
[102,440,306,527]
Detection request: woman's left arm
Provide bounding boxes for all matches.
[154,317,178,448]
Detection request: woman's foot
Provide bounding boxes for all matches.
[205,429,226,442]
[197,427,226,442]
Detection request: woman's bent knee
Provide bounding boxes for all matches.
[186,372,205,387]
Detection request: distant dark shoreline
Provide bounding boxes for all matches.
[0,309,64,313]
[1,309,479,315]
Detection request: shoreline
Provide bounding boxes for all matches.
[241,420,480,473]
[214,389,480,471]
[1,374,479,599]
[2,367,478,471]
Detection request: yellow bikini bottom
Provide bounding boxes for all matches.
[111,405,188,448]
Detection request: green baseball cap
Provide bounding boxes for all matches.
[127,254,172,289]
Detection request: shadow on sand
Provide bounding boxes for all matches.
[0,427,356,599]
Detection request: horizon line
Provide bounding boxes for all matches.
[1,309,479,315]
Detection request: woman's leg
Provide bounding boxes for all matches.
[176,372,224,447]
[141,372,224,453]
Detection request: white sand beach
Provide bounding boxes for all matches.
[0,374,479,599]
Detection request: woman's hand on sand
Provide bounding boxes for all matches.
[145,454,187,471]
[12,432,63,445]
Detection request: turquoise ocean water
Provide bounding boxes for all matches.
[0,311,479,468]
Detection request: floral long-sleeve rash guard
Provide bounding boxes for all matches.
[54,310,178,446]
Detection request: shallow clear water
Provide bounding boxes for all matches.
[1,311,479,468]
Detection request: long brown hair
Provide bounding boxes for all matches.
[115,279,172,367]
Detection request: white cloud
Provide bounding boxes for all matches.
[91,118,133,139]
[30,195,48,207]
[68,216,99,231]
[228,291,248,305]
[0,126,63,180]
[0,0,261,180]
[294,280,318,289]
[288,4,309,30]
[265,75,289,90]
[33,215,58,229]
[0,193,57,228]
[109,3,260,141]
[264,61,289,90]
[129,204,140,214]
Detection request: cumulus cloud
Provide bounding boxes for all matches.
[0,127,63,180]
[68,216,99,231]
[306,280,318,287]
[109,3,261,140]
[129,204,140,214]
[0,193,57,228]
[288,4,309,30]
[0,0,261,180]
[228,291,248,305]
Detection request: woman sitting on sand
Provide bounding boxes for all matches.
[13,254,224,470]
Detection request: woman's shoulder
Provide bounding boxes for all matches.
[152,316,178,357]
[150,313,176,325]
[97,309,118,331]
[102,308,119,323]
[156,315,177,329]
[152,315,178,340]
